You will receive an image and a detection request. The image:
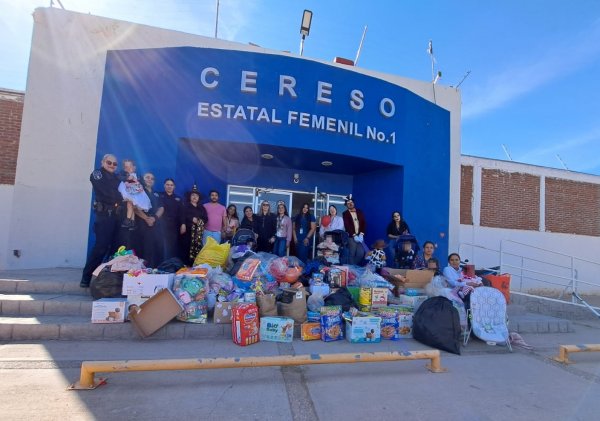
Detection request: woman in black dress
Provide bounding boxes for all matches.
[179,186,208,266]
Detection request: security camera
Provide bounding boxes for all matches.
[293,173,300,184]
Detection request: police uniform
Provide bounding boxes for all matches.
[159,191,183,259]
[80,167,122,287]
[134,189,163,267]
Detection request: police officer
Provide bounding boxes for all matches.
[158,178,183,260]
[134,172,164,267]
[80,154,123,288]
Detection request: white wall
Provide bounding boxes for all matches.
[0,185,15,267]
[3,7,461,269]
[459,156,600,294]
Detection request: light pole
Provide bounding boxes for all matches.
[299,9,312,56]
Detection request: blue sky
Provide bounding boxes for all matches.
[2,0,600,175]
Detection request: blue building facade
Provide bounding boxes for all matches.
[95,46,451,258]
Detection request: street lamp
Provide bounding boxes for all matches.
[299,9,312,56]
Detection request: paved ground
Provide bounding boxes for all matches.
[1,267,599,420]
[1,319,599,421]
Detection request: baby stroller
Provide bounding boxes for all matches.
[394,234,419,269]
[231,229,257,249]
[318,229,350,265]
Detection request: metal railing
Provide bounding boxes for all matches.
[459,239,600,318]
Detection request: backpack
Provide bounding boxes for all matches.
[412,296,462,355]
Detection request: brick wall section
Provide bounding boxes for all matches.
[480,169,540,230]
[545,177,600,236]
[0,89,24,185]
[460,165,473,225]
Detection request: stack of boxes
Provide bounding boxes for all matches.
[91,272,175,324]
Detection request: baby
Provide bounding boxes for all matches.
[396,240,415,269]
[367,239,387,273]
[118,159,151,229]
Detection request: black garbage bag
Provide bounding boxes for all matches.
[156,257,185,273]
[412,296,462,355]
[89,266,125,300]
[324,287,357,312]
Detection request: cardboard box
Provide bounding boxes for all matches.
[232,303,260,346]
[377,307,399,340]
[91,298,127,323]
[381,268,434,295]
[125,295,150,320]
[328,268,347,287]
[213,302,239,324]
[398,313,413,338]
[260,316,294,342]
[345,316,382,343]
[358,287,372,312]
[399,294,428,312]
[301,322,321,341]
[371,287,389,309]
[235,258,260,281]
[122,273,174,296]
[129,289,184,338]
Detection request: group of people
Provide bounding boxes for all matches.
[80,154,235,287]
[81,154,480,306]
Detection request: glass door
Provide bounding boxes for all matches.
[256,190,293,214]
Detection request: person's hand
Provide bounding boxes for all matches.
[192,217,198,224]
[269,237,275,244]
[147,217,155,227]
[303,238,309,245]
[467,281,480,287]
[180,225,186,235]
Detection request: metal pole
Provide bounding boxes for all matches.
[70,350,445,389]
[299,35,305,56]
[354,26,368,65]
[570,256,576,303]
[214,0,220,38]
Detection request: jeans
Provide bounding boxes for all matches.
[385,238,398,268]
[274,237,288,257]
[203,230,221,245]
[347,237,365,265]
[295,235,312,263]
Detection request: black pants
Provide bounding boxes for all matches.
[161,219,179,260]
[135,220,161,268]
[81,210,121,285]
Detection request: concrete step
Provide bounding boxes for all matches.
[509,313,573,334]
[0,294,93,317]
[0,312,574,342]
[0,276,84,295]
[0,315,232,341]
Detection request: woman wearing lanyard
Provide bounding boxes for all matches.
[293,203,316,263]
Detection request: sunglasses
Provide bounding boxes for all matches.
[105,160,118,166]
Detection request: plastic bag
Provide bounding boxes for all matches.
[173,272,208,323]
[193,237,230,268]
[307,292,325,312]
[90,266,124,300]
[208,267,234,294]
[412,297,461,355]
[268,256,304,283]
[356,267,393,289]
